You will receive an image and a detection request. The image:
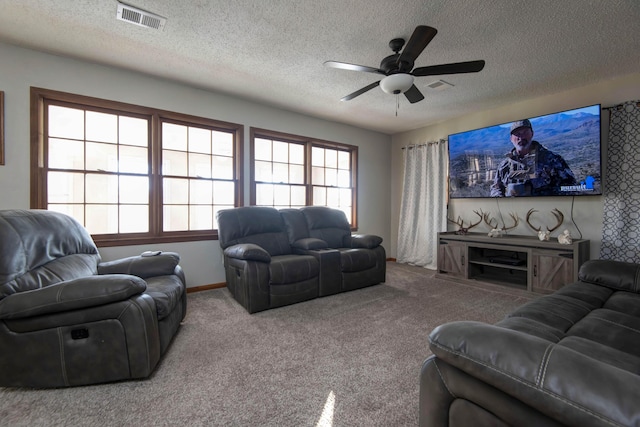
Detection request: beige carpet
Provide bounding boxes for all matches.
[0,262,534,427]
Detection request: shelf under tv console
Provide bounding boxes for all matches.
[436,232,590,293]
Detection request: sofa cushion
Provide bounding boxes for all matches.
[1,254,100,299]
[235,232,291,257]
[339,248,377,272]
[351,234,383,249]
[269,255,319,285]
[292,238,328,250]
[0,210,100,297]
[217,207,292,256]
[311,228,349,248]
[557,336,640,374]
[602,290,640,316]
[224,243,271,263]
[565,308,640,358]
[504,291,601,332]
[280,208,310,243]
[98,252,180,279]
[578,258,640,292]
[301,206,351,248]
[553,281,613,307]
[144,275,185,320]
[0,274,147,319]
[494,316,566,342]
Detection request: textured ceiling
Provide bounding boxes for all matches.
[0,0,639,134]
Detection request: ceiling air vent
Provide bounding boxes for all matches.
[117,2,166,30]
[427,80,454,91]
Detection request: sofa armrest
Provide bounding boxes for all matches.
[98,252,180,279]
[349,234,383,249]
[292,238,328,250]
[0,274,147,319]
[578,259,640,292]
[429,321,640,427]
[223,243,271,262]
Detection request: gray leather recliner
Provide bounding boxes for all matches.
[217,206,386,313]
[217,206,321,314]
[0,209,187,388]
[420,259,640,427]
[281,206,386,295]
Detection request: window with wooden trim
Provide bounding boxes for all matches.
[31,87,242,246]
[160,120,237,232]
[250,128,358,226]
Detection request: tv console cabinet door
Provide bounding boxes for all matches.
[531,249,573,293]
[438,240,466,278]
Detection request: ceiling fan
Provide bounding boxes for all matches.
[324,25,485,104]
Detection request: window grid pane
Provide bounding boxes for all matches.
[46,103,151,235]
[254,138,305,185]
[310,146,353,213]
[253,138,307,208]
[161,121,236,232]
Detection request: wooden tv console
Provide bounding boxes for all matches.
[436,231,590,293]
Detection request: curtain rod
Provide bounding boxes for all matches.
[401,140,445,150]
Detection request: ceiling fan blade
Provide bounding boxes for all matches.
[398,26,438,65]
[404,84,425,104]
[340,81,380,101]
[412,60,486,77]
[324,61,383,74]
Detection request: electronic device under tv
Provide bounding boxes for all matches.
[448,104,602,198]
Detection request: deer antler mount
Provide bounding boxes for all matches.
[447,210,483,235]
[483,211,519,237]
[526,208,564,241]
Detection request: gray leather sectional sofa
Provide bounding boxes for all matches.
[0,209,186,388]
[217,206,386,313]
[420,259,640,427]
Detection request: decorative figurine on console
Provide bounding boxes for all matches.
[526,208,564,241]
[487,229,503,238]
[537,230,550,241]
[447,210,483,235]
[558,229,573,245]
[483,211,519,238]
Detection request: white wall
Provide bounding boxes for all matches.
[391,72,640,261]
[0,42,392,287]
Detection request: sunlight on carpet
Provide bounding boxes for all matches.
[315,390,336,427]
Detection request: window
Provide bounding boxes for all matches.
[31,87,242,246]
[253,137,306,209]
[311,146,354,217]
[250,128,357,226]
[161,120,237,232]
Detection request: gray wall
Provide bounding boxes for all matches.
[390,72,640,261]
[0,42,392,287]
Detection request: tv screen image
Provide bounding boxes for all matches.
[448,104,602,198]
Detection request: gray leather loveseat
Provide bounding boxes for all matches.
[217,206,386,313]
[0,209,187,388]
[420,259,640,427]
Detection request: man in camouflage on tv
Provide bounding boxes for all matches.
[490,119,577,197]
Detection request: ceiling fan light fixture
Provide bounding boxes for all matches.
[380,73,414,95]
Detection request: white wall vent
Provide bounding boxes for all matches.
[427,80,454,91]
[117,2,166,30]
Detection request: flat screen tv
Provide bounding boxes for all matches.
[448,104,602,198]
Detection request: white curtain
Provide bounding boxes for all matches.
[600,100,640,262]
[397,140,448,269]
